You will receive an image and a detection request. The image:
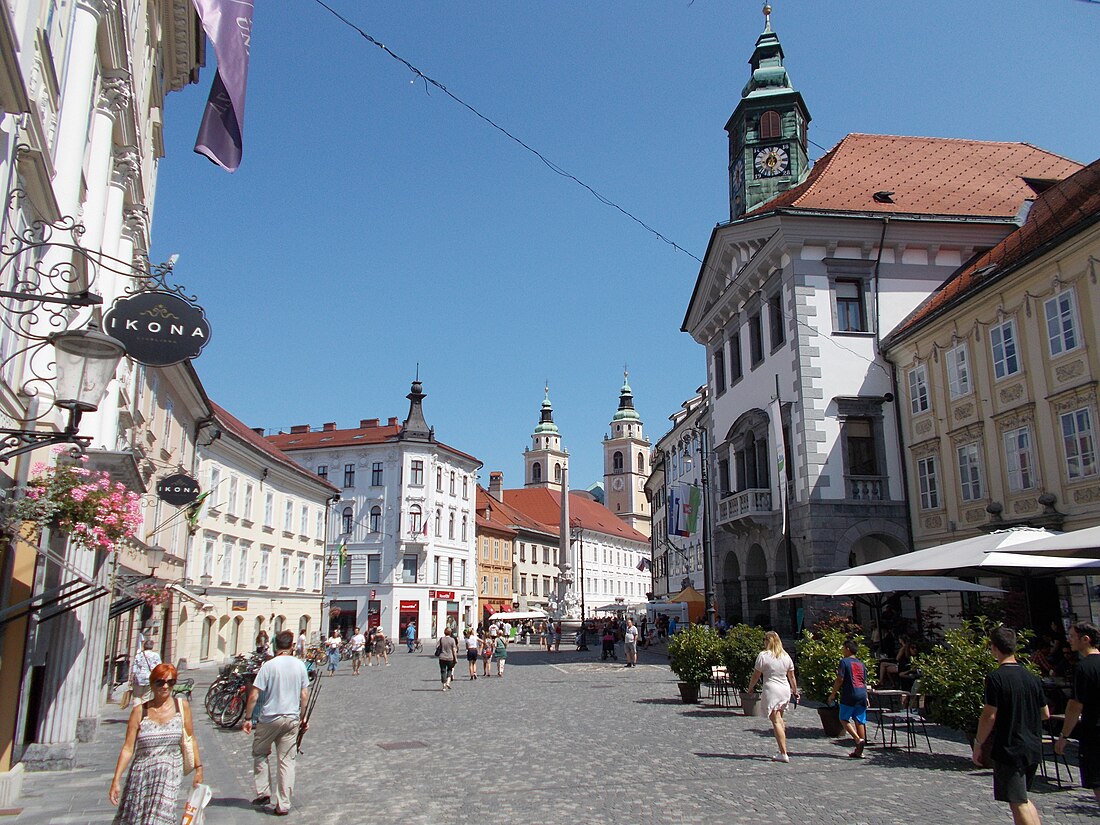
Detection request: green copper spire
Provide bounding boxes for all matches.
[533,384,560,435]
[612,370,641,423]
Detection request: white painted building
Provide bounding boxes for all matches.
[267,380,481,641]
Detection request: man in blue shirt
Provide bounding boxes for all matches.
[405,621,417,653]
[827,638,868,759]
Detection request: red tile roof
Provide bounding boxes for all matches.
[209,402,339,494]
[475,487,519,537]
[502,487,649,544]
[266,421,480,465]
[887,156,1100,344]
[750,134,1081,219]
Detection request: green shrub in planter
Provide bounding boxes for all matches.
[916,618,1037,738]
[797,626,874,704]
[668,624,722,686]
[721,624,767,690]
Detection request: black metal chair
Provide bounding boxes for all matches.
[880,682,933,754]
[1040,714,1075,788]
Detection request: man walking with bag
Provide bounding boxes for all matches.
[243,630,309,816]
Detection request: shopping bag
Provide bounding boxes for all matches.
[180,783,212,825]
[117,687,132,708]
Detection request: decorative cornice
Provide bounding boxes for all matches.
[111,145,140,189]
[97,73,131,115]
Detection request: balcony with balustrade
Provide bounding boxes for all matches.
[715,488,774,530]
[847,475,887,501]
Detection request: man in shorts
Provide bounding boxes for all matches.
[1056,621,1100,806]
[973,626,1049,825]
[623,617,639,668]
[827,638,868,758]
[349,626,366,676]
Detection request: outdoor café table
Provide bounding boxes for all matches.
[867,689,911,748]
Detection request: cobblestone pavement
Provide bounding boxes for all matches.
[9,644,1100,824]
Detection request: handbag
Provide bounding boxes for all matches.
[181,729,197,774]
[433,639,442,657]
[118,687,132,708]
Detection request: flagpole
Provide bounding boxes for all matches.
[775,374,798,635]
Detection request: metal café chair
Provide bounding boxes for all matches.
[1040,714,1075,788]
[708,666,733,708]
[880,681,933,754]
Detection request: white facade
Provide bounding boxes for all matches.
[577,529,650,610]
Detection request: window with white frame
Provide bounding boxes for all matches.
[408,505,422,535]
[957,443,984,501]
[1045,289,1080,356]
[264,492,274,527]
[221,539,234,582]
[908,365,930,415]
[990,319,1020,380]
[210,466,221,502]
[315,510,323,538]
[461,516,467,542]
[341,507,353,535]
[369,506,381,533]
[1003,426,1036,492]
[238,543,249,584]
[283,500,293,532]
[296,557,305,589]
[835,280,866,332]
[371,462,383,486]
[203,539,214,578]
[259,547,270,586]
[402,555,417,583]
[227,475,238,516]
[436,467,443,492]
[313,560,322,590]
[481,576,488,595]
[243,483,254,521]
[462,476,468,499]
[946,344,971,398]
[300,505,308,536]
[280,553,290,588]
[1062,407,1097,480]
[448,513,455,540]
[434,510,441,537]
[163,399,173,444]
[367,554,381,584]
[410,460,424,486]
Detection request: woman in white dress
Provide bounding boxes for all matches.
[746,630,800,762]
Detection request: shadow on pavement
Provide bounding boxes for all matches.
[634,697,683,705]
[208,796,259,812]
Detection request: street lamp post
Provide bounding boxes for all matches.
[683,427,717,628]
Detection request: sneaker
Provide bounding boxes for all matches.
[772,752,790,763]
[251,796,271,806]
[849,739,866,759]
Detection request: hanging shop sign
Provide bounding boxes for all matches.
[156,472,201,506]
[231,600,249,612]
[429,590,455,601]
[103,291,211,366]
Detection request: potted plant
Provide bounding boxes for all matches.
[668,624,721,703]
[797,625,873,737]
[916,618,1037,766]
[721,624,766,715]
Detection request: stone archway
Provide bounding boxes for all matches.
[745,544,770,628]
[719,551,743,625]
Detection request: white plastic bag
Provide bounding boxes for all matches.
[180,783,212,825]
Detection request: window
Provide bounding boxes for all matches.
[227,476,238,516]
[845,418,878,476]
[1003,427,1036,492]
[759,109,781,140]
[543,546,550,564]
[638,452,645,472]
[264,492,274,528]
[281,554,290,588]
[460,559,467,586]
[613,451,624,472]
[461,516,467,541]
[530,577,539,596]
[221,540,233,582]
[434,510,441,537]
[532,462,542,483]
[210,466,221,500]
[402,555,418,583]
[259,547,270,586]
[990,319,1020,380]
[371,462,383,486]
[163,399,173,444]
[1062,407,1097,480]
[729,330,743,383]
[543,576,551,596]
[343,463,355,488]
[313,561,322,590]
[296,558,305,589]
[283,500,293,532]
[410,460,424,486]
[315,510,323,538]
[436,468,443,491]
[492,577,499,595]
[448,513,455,540]
[202,539,214,578]
[338,550,350,584]
[238,543,249,584]
[835,280,865,332]
[713,345,726,395]
[519,543,525,562]
[957,443,984,502]
[341,507,353,535]
[1045,290,1080,356]
[316,465,328,480]
[462,477,468,499]
[908,365,930,415]
[946,344,971,398]
[493,540,500,562]
[449,472,456,495]
[769,291,785,348]
[300,505,308,536]
[748,313,763,365]
[554,464,562,483]
[408,505,423,535]
[520,575,527,595]
[243,484,254,521]
[369,506,381,533]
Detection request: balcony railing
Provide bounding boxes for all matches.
[716,488,773,527]
[847,475,887,501]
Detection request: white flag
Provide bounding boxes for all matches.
[769,397,788,534]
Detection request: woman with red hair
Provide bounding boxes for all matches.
[109,662,203,823]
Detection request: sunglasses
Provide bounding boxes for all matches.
[152,679,177,687]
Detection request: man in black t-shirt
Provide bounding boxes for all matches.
[973,626,1049,825]
[1056,621,1100,805]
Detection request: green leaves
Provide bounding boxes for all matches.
[797,626,874,703]
[668,624,722,686]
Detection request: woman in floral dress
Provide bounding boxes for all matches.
[109,663,203,824]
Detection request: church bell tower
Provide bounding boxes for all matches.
[603,372,651,537]
[524,386,569,489]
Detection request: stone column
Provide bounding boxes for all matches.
[79,74,130,258]
[51,0,111,218]
[75,550,111,741]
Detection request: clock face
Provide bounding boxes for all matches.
[731,157,745,194]
[754,145,790,178]
[611,477,624,492]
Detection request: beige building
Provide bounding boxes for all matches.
[884,158,1100,628]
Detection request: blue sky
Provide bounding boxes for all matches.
[150,1,1099,490]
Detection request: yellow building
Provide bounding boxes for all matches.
[475,487,517,623]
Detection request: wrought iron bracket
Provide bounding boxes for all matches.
[0,406,87,463]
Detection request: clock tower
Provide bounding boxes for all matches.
[603,372,651,537]
[725,3,812,220]
[524,385,569,489]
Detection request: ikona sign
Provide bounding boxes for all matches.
[156,472,201,506]
[104,291,211,366]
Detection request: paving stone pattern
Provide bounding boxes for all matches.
[9,644,1100,824]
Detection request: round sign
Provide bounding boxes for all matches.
[156,472,201,506]
[104,291,211,366]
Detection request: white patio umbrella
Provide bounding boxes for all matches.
[488,610,547,621]
[765,575,1003,601]
[993,524,1100,559]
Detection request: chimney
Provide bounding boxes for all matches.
[252,427,265,436]
[488,471,504,500]
[360,418,380,428]
[388,417,398,427]
[290,424,310,434]
[323,422,337,432]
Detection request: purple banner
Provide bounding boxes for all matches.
[192,0,254,172]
